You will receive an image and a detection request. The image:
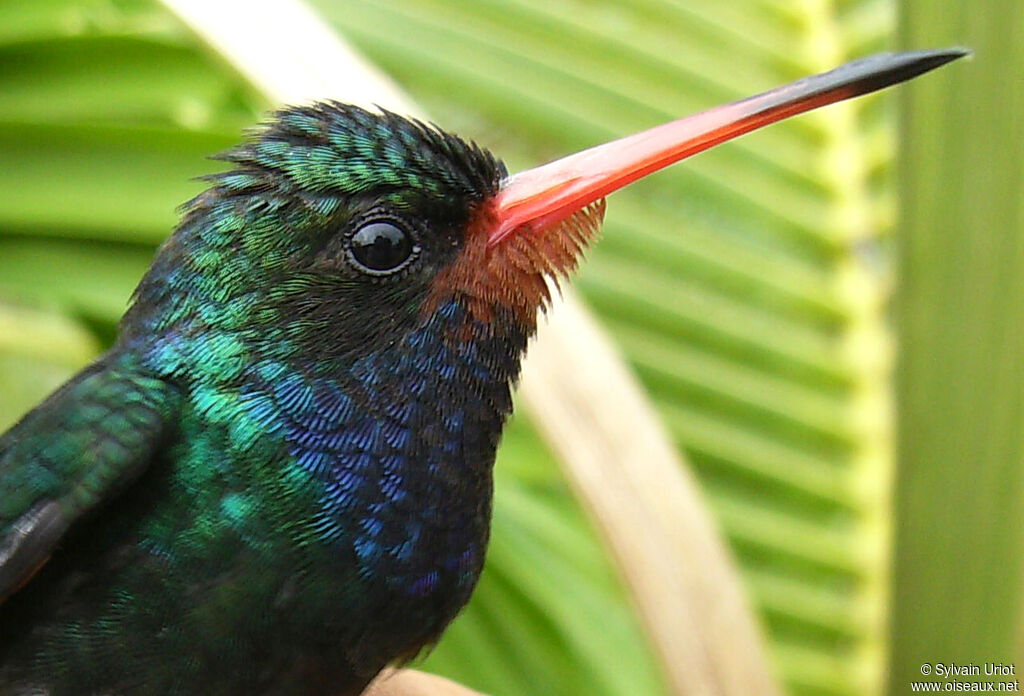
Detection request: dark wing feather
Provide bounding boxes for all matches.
[0,500,67,602]
[0,355,180,603]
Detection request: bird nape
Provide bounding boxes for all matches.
[0,49,964,695]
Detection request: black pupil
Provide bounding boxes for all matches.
[350,221,413,272]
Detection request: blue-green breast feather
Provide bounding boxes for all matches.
[0,103,528,695]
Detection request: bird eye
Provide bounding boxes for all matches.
[348,220,417,275]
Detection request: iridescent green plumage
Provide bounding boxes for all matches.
[0,104,530,695]
[0,358,178,605]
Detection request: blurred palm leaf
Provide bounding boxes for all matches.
[890,1,1024,691]
[0,1,926,696]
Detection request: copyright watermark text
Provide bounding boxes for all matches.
[912,662,1018,692]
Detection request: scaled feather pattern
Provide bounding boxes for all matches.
[0,104,599,695]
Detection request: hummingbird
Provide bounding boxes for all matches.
[0,50,964,695]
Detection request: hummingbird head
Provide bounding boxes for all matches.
[124,49,966,371]
[125,102,604,364]
[221,102,607,341]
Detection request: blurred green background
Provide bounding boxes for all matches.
[0,1,1019,695]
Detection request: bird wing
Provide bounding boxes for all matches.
[0,357,180,604]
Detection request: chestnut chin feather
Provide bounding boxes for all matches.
[424,199,605,331]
